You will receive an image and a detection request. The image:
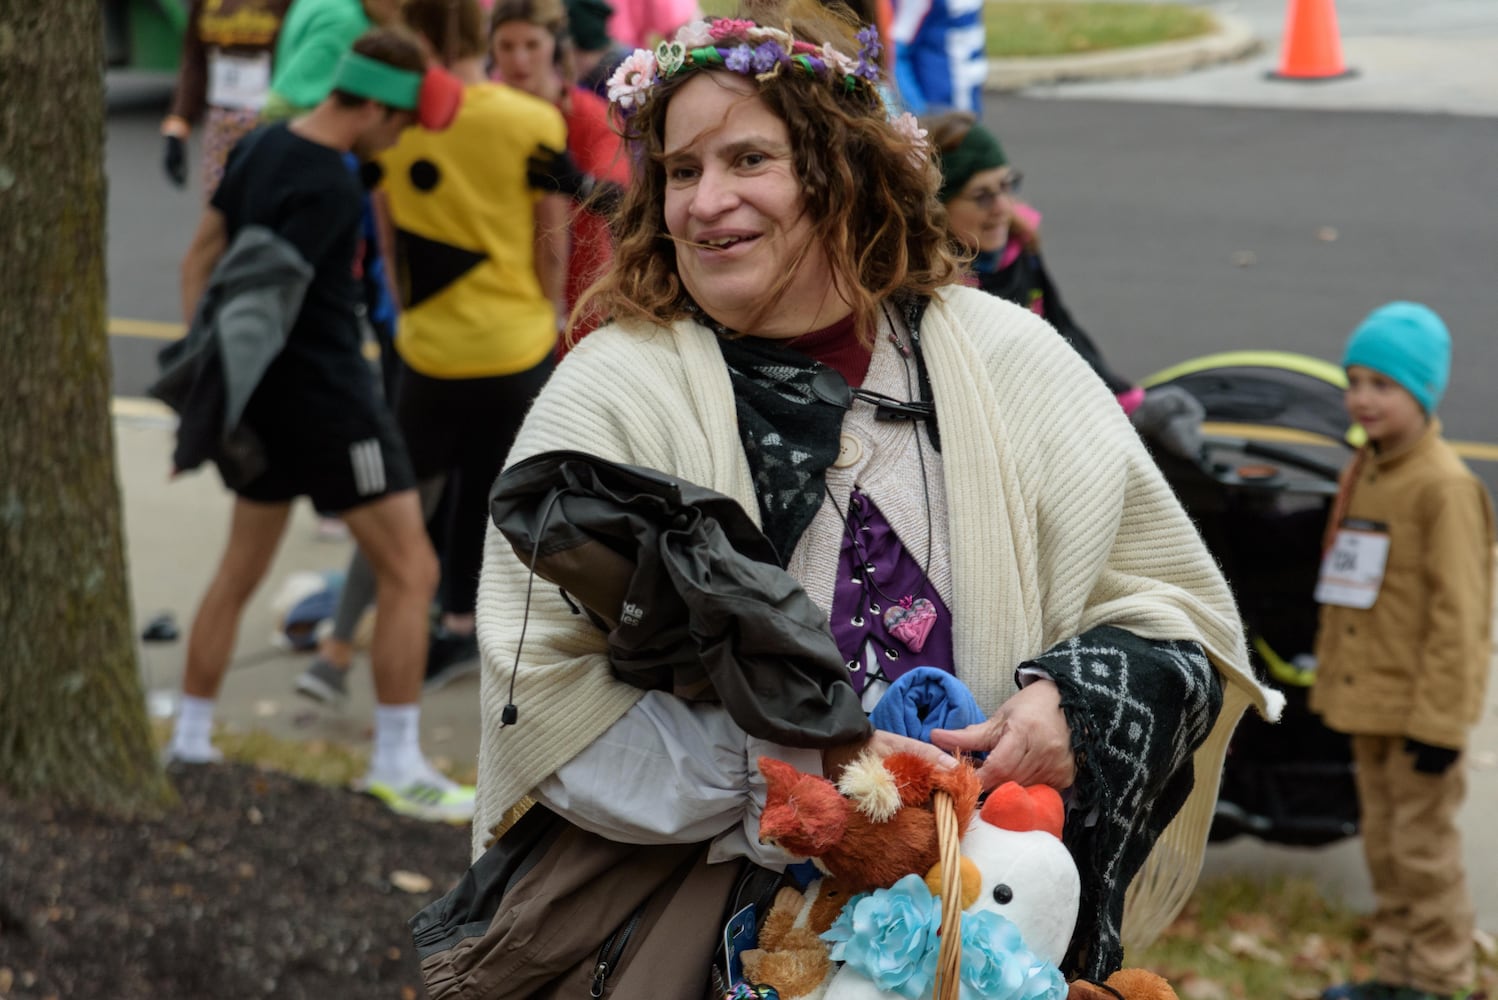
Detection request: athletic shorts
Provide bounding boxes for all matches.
[231,398,416,514]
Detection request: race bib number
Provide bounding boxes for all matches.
[1314,519,1391,609]
[207,51,272,110]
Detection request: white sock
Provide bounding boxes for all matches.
[170,695,218,760]
[368,703,428,782]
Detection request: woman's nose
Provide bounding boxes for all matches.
[690,167,738,219]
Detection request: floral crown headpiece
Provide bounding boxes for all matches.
[606,17,883,116]
[605,18,930,163]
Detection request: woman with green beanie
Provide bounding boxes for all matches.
[925,111,1142,414]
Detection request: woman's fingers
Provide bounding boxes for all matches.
[867,730,960,770]
[933,681,1077,791]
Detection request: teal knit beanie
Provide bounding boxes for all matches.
[1342,301,1451,414]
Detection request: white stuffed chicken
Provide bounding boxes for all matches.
[821,782,1078,1000]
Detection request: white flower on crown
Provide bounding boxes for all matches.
[891,111,931,166]
[819,41,859,77]
[607,48,658,110]
[745,24,794,47]
[673,19,715,48]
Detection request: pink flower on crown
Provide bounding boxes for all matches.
[607,48,658,111]
[673,19,715,48]
[709,18,757,40]
[891,112,930,166]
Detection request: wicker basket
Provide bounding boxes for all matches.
[932,790,963,1000]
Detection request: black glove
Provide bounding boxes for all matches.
[1404,738,1460,775]
[163,134,188,188]
[526,143,594,202]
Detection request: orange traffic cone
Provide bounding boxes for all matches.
[1266,0,1356,81]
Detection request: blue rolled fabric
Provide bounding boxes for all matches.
[868,666,987,743]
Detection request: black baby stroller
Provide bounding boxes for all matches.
[1137,351,1362,847]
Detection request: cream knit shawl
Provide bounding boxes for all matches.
[473,285,1283,948]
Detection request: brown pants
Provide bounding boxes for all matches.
[1351,734,1474,994]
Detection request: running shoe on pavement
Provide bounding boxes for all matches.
[295,657,350,707]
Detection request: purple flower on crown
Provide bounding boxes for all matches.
[855,24,882,80]
[724,44,754,73]
[751,41,783,73]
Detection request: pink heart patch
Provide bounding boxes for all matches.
[883,597,937,654]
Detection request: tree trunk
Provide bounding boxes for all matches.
[0,2,172,812]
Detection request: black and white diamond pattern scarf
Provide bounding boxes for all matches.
[1025,625,1223,980]
[715,334,846,566]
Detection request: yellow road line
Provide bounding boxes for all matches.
[110,316,381,360]
[109,318,184,339]
[111,397,174,420]
[1202,421,1498,464]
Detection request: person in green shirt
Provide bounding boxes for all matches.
[264,0,400,117]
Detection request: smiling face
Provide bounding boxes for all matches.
[1345,364,1428,451]
[661,72,843,338]
[491,21,562,102]
[945,165,1015,254]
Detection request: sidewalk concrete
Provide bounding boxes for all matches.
[996,0,1498,117]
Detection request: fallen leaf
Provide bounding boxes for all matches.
[389,870,433,894]
[247,806,264,825]
[253,699,279,718]
[386,946,402,961]
[1316,226,1339,242]
[0,967,13,992]
[236,862,256,880]
[1228,930,1284,964]
[401,987,419,1000]
[1178,974,1230,1000]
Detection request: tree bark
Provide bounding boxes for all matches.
[0,2,172,812]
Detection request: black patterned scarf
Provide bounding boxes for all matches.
[1025,625,1223,980]
[716,334,846,565]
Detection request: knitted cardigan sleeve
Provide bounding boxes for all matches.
[470,325,735,857]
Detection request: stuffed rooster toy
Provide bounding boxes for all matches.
[757,752,982,895]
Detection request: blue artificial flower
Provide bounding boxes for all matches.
[822,874,940,998]
[956,910,1069,1000]
[751,41,783,73]
[725,44,753,73]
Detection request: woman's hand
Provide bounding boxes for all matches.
[929,679,1075,791]
[821,729,959,781]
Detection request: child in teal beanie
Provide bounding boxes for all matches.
[1313,302,1495,1000]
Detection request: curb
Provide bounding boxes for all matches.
[986,12,1261,92]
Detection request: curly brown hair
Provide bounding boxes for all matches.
[573,3,962,344]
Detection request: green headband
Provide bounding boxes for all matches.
[937,124,1007,203]
[333,51,423,109]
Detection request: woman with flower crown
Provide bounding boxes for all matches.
[467,1,1281,990]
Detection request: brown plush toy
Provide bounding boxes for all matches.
[1067,968,1179,1000]
[740,877,853,1000]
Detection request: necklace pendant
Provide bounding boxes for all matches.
[883,596,937,654]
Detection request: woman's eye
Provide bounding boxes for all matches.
[668,166,698,182]
[738,152,767,168]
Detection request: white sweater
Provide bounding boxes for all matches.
[472,284,1281,946]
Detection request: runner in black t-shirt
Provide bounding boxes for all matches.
[165,27,477,823]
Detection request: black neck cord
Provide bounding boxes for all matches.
[500,485,571,727]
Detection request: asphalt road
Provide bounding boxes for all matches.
[105,90,1497,482]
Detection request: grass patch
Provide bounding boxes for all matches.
[150,720,478,788]
[1134,875,1498,998]
[689,0,1214,59]
[985,2,1216,58]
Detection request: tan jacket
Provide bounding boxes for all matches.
[1311,421,1495,748]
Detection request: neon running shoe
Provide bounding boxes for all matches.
[357,769,476,824]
